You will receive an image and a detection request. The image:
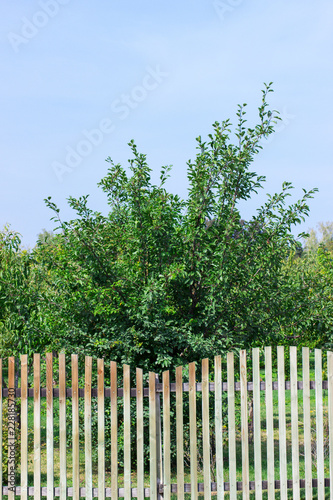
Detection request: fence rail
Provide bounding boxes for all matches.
[1,347,333,499]
[3,378,332,397]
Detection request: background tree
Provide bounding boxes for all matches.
[277,221,333,350]
[303,221,333,254]
[0,225,56,359]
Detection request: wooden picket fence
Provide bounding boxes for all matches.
[1,346,333,499]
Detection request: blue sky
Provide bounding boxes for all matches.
[1,0,332,247]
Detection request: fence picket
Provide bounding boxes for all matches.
[85,357,93,500]
[265,347,274,500]
[277,346,287,500]
[46,353,54,500]
[290,347,300,500]
[149,372,157,500]
[315,349,325,500]
[328,351,333,500]
[21,355,28,500]
[34,353,41,500]
[303,347,312,500]
[72,354,80,500]
[202,358,211,500]
[252,348,262,500]
[59,354,67,500]
[156,374,163,500]
[240,350,249,500]
[98,359,105,500]
[110,361,118,500]
[176,366,184,500]
[214,356,223,500]
[227,352,237,500]
[123,365,131,500]
[136,368,144,500]
[163,370,171,500]
[189,362,198,500]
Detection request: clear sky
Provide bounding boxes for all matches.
[1,0,332,248]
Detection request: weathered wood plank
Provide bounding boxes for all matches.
[34,353,41,500]
[72,354,80,500]
[85,357,93,500]
[163,371,171,500]
[155,374,163,500]
[110,361,118,500]
[4,477,333,497]
[277,346,287,500]
[252,348,262,500]
[188,362,198,500]
[46,353,54,500]
[328,351,333,500]
[202,358,211,500]
[123,365,131,500]
[176,366,184,500]
[303,347,312,500]
[149,371,157,500]
[98,359,105,500]
[21,355,28,500]
[59,353,67,500]
[290,347,300,500]
[214,355,223,500]
[159,478,333,494]
[265,347,274,500]
[240,350,249,500]
[136,368,144,500]
[227,352,237,500]
[3,377,330,397]
[315,349,325,500]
